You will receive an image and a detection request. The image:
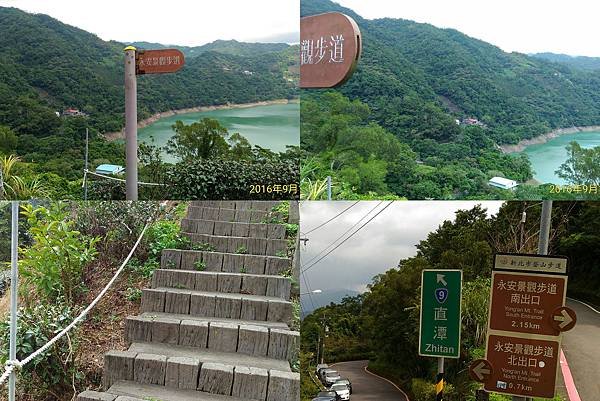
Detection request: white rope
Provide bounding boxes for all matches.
[84,169,166,187]
[0,222,150,387]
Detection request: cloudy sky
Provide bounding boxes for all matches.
[300,201,503,311]
[0,0,299,46]
[335,0,600,57]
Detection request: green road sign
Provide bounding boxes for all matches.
[419,269,463,358]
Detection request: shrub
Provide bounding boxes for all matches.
[19,203,99,305]
[165,158,299,200]
[0,302,80,399]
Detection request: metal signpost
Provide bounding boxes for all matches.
[470,252,576,399]
[300,12,362,88]
[123,46,185,200]
[420,270,463,400]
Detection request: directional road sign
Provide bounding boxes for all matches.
[470,253,576,399]
[419,270,462,358]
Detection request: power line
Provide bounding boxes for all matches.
[302,201,394,274]
[302,201,383,268]
[303,201,359,235]
[301,271,316,311]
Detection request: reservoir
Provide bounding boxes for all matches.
[138,102,299,162]
[522,131,600,184]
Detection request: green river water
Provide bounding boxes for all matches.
[138,102,299,162]
[522,131,600,184]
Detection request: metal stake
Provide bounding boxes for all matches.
[327,176,332,201]
[9,201,19,401]
[124,46,138,201]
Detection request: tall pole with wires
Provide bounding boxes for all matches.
[84,127,89,201]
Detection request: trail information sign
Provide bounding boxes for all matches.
[300,12,361,88]
[136,49,185,75]
[470,253,576,399]
[419,270,462,358]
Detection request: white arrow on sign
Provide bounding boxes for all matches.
[473,361,491,381]
[554,309,573,329]
[437,274,447,286]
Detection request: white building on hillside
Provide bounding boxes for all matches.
[488,176,518,190]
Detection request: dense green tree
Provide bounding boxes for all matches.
[556,141,600,185]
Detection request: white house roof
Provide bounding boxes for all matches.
[488,176,518,189]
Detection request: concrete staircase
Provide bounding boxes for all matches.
[78,201,300,401]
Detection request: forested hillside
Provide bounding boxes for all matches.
[301,0,600,199]
[0,6,298,196]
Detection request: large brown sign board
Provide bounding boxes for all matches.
[300,12,361,88]
[485,334,560,399]
[470,253,575,399]
[136,49,185,75]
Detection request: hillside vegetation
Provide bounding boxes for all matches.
[301,0,600,199]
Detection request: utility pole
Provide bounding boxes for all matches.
[8,201,19,401]
[124,46,138,201]
[513,201,552,401]
[316,332,321,365]
[84,127,89,201]
[327,176,332,201]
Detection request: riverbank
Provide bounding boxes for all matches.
[103,98,296,141]
[499,126,600,153]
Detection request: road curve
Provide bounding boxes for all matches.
[330,360,409,401]
[560,299,600,401]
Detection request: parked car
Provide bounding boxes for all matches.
[312,396,336,401]
[316,390,341,401]
[329,383,351,400]
[324,370,342,386]
[319,368,337,382]
[335,378,353,394]
[316,363,329,374]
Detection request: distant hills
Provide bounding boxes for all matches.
[301,288,361,317]
[132,40,291,59]
[0,6,298,135]
[531,52,600,71]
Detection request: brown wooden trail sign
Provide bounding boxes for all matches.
[136,48,185,75]
[300,12,361,88]
[469,253,577,399]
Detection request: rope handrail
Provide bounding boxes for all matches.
[84,169,167,186]
[0,221,150,387]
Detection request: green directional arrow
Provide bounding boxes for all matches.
[419,269,462,358]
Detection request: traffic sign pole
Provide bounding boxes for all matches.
[512,201,553,401]
[436,357,444,401]
[124,46,138,201]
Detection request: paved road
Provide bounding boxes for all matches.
[330,360,408,401]
[560,299,600,401]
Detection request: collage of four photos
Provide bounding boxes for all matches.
[0,0,598,401]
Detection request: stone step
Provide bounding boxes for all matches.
[125,316,299,361]
[102,349,299,400]
[186,206,274,224]
[151,270,292,300]
[141,288,293,324]
[161,249,291,275]
[138,312,290,330]
[182,232,288,257]
[106,381,248,400]
[189,201,281,212]
[181,218,287,240]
